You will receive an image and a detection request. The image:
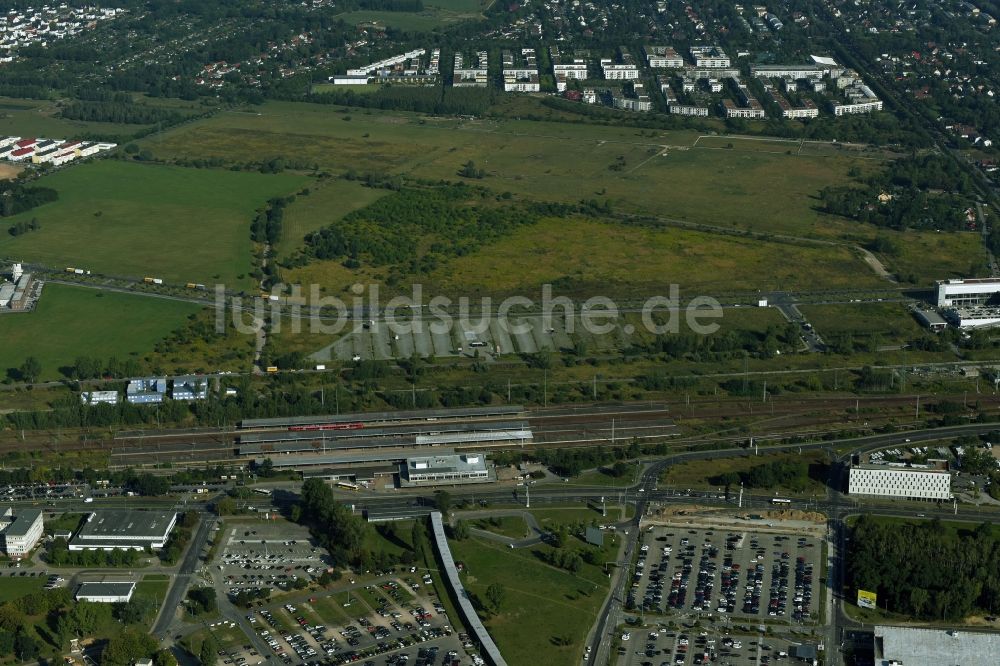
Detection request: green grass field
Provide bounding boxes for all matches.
[449,535,615,666]
[0,160,306,285]
[276,179,389,259]
[470,516,529,539]
[799,302,925,347]
[0,576,45,602]
[0,283,200,380]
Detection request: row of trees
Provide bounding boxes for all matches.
[8,217,40,236]
[46,538,142,567]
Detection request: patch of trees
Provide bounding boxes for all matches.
[8,217,40,236]
[296,477,371,566]
[125,472,171,497]
[302,185,540,272]
[535,442,641,477]
[847,516,1000,620]
[629,323,801,363]
[160,510,199,565]
[231,588,270,608]
[819,153,975,231]
[186,587,217,615]
[0,182,58,217]
[710,458,812,492]
[66,355,144,380]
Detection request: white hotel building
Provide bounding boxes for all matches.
[848,465,952,500]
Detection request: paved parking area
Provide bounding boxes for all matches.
[629,527,821,625]
[219,522,331,596]
[617,625,816,666]
[249,583,472,666]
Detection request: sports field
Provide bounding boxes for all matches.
[0,283,200,381]
[0,160,307,285]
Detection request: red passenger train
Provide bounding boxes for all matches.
[287,422,364,432]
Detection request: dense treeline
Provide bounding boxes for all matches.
[60,99,185,125]
[301,184,540,272]
[309,86,494,116]
[0,181,58,217]
[356,0,424,10]
[847,516,1000,620]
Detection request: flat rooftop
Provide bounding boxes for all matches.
[406,453,488,475]
[74,510,175,540]
[76,581,136,598]
[3,508,41,537]
[875,625,1000,666]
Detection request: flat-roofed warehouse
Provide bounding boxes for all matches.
[75,581,136,603]
[875,625,1000,666]
[69,510,177,551]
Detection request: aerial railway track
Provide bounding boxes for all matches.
[6,392,996,469]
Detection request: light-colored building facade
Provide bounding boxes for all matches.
[0,508,43,559]
[401,454,491,486]
[848,465,952,500]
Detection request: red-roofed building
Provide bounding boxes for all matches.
[10,147,34,160]
[15,138,36,148]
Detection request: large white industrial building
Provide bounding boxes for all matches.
[848,465,952,500]
[936,278,1000,308]
[935,279,1000,328]
[69,510,177,551]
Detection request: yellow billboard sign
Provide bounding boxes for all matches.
[857,589,877,609]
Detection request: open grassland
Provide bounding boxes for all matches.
[449,535,615,666]
[0,160,306,285]
[799,302,925,346]
[147,103,871,239]
[287,216,884,299]
[422,217,884,296]
[0,283,200,380]
[0,95,206,141]
[879,231,987,282]
[276,179,389,259]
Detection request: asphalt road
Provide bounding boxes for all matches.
[153,516,217,637]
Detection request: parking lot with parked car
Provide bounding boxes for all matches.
[629,527,821,624]
[218,522,331,596]
[617,624,817,666]
[244,580,471,666]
